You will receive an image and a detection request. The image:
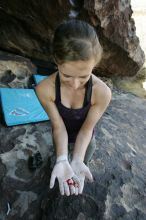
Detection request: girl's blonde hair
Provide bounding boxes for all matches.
[53,19,103,66]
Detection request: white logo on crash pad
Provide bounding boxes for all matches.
[9,107,30,116]
[20,93,32,98]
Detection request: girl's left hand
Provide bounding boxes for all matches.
[70,159,93,195]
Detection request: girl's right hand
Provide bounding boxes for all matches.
[50,160,80,196]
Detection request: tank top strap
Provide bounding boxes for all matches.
[83,76,92,107]
[55,72,61,103]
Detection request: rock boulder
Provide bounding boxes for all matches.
[0,0,145,76]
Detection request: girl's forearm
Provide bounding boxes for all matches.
[52,127,68,158]
[72,130,93,162]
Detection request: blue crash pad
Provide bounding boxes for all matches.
[0,88,49,126]
[33,74,48,85]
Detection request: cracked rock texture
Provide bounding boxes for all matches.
[0,0,145,76]
[0,54,146,220]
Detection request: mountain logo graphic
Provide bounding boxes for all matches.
[9,107,30,116]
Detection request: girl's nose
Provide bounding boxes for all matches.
[72,78,80,89]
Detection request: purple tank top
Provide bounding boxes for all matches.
[55,73,92,143]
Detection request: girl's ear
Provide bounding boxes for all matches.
[53,55,62,66]
[53,55,57,64]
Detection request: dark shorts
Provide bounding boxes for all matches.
[52,129,96,164]
[68,135,96,164]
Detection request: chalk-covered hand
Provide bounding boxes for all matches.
[71,159,93,195]
[49,155,80,196]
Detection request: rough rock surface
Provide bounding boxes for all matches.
[0,0,145,76]
[0,51,36,90]
[41,90,146,220]
[0,54,146,220]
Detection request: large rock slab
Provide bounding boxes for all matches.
[0,0,145,76]
[0,122,53,220]
[41,90,146,220]
[0,61,146,220]
[0,52,146,219]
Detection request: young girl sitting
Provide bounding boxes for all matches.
[35,19,111,196]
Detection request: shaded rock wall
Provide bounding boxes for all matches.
[0,52,36,90]
[82,0,145,76]
[0,0,145,76]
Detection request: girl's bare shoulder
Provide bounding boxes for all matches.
[91,74,112,104]
[35,72,57,102]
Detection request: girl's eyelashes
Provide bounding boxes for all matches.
[63,74,72,78]
[79,76,89,79]
[63,74,90,79]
